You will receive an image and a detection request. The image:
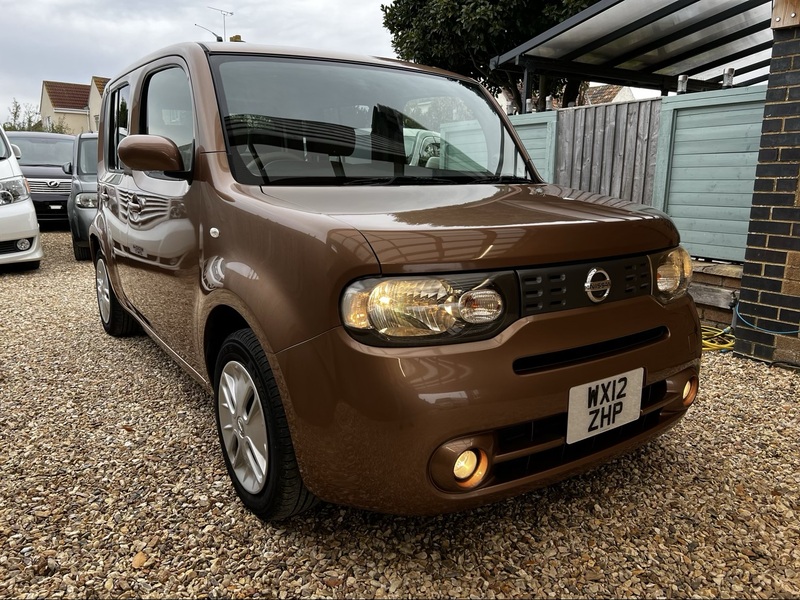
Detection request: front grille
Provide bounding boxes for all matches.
[512,327,668,375]
[490,380,674,485]
[0,238,33,255]
[27,179,70,194]
[518,256,651,317]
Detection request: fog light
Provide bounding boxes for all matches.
[682,377,698,407]
[453,450,479,480]
[16,238,31,251]
[431,436,493,492]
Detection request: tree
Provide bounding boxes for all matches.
[3,99,42,131]
[381,0,601,113]
[3,99,73,133]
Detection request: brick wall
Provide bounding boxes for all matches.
[735,25,800,364]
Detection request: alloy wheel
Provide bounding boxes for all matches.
[218,360,269,494]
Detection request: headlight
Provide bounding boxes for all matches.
[341,272,516,346]
[0,176,30,205]
[652,246,692,304]
[75,192,98,208]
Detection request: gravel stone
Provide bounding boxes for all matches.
[1,231,799,598]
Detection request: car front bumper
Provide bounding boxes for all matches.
[0,199,44,265]
[275,294,701,515]
[31,192,69,222]
[67,201,96,248]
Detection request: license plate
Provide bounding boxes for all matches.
[566,368,644,444]
[50,204,63,210]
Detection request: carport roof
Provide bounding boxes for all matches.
[491,0,773,94]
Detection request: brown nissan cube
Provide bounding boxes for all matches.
[89,42,701,520]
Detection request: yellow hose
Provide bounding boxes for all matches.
[701,325,735,352]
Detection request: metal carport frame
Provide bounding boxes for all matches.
[491,0,773,111]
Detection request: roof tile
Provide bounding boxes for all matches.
[43,81,90,110]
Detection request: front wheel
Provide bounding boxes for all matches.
[214,329,317,521]
[94,249,140,337]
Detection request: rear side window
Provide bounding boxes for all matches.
[107,85,130,171]
[143,67,194,171]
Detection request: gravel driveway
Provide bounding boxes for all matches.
[1,232,798,599]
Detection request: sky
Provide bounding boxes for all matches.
[0,0,397,122]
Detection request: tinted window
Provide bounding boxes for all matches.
[107,85,130,171]
[78,137,98,176]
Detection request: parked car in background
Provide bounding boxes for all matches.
[5,131,74,225]
[65,132,98,260]
[0,125,43,270]
[91,42,701,521]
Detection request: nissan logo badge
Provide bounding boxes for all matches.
[585,268,611,303]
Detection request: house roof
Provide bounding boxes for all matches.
[585,84,624,105]
[492,0,773,94]
[91,76,110,96]
[42,81,90,110]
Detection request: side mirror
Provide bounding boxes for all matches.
[118,135,184,173]
[62,162,73,175]
[10,144,21,159]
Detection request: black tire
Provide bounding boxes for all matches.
[73,242,91,261]
[22,261,40,271]
[94,249,140,337]
[214,329,318,521]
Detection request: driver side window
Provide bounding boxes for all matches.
[143,67,194,171]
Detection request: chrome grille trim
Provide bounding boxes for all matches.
[517,256,651,317]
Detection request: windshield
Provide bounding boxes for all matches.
[77,137,98,176]
[209,55,534,186]
[11,136,74,167]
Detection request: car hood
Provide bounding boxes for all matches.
[76,174,98,189]
[260,183,679,273]
[18,165,70,179]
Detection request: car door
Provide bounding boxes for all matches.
[118,61,202,367]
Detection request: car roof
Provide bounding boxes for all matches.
[113,41,472,83]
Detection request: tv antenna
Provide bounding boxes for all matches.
[195,24,222,42]
[208,6,233,40]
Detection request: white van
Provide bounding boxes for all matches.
[0,124,42,270]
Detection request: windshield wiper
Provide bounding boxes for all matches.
[343,176,459,186]
[466,175,533,185]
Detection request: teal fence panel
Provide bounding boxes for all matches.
[439,120,487,171]
[653,86,766,262]
[509,112,557,182]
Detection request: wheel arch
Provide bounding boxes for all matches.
[203,304,250,386]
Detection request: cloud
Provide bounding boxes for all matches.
[0,0,395,122]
